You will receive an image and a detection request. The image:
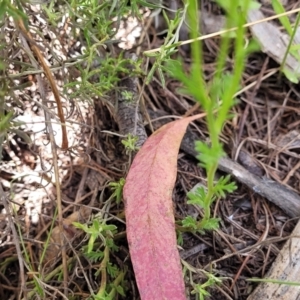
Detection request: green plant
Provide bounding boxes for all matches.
[167,0,255,230]
[109,178,125,204]
[121,134,139,154]
[73,217,126,299]
[145,5,188,86]
[271,0,300,82]
[42,0,146,104]
[248,277,300,286]
[0,0,30,161]
[73,217,117,254]
[0,0,27,21]
[191,273,223,300]
[146,0,258,297]
[182,259,225,300]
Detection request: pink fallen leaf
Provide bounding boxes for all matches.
[124,113,204,300]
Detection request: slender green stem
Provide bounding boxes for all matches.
[203,164,218,221]
[280,12,300,73]
[96,246,110,297]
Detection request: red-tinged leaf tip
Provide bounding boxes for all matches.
[124,114,203,300]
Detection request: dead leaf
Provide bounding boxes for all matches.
[124,114,203,300]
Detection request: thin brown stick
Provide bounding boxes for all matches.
[16,19,68,150]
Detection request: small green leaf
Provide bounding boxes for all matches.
[0,112,13,132]
[73,222,88,231]
[244,39,261,55]
[88,234,96,253]
[162,9,170,26]
[213,175,237,198]
[177,231,183,245]
[283,68,299,84]
[158,66,165,88]
[12,129,32,144]
[271,0,293,35]
[187,186,206,208]
[146,64,157,84]
[103,224,117,232]
[199,218,220,231]
[137,0,161,9]
[0,0,7,19]
[121,134,139,153]
[93,219,100,232]
[109,178,125,204]
[182,216,198,230]
[144,51,160,58]
[84,250,104,262]
[195,142,225,170]
[115,285,125,297]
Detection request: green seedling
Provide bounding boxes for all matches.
[166,0,256,235]
[109,178,125,204]
[73,218,117,253]
[121,133,139,154]
[158,0,256,297]
[145,4,188,86]
[271,0,300,82]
